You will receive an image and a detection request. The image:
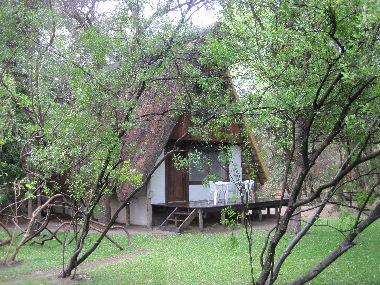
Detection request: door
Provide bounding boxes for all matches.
[165,151,189,203]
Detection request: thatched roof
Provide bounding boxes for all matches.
[116,74,269,201]
[116,28,268,201]
[117,81,181,201]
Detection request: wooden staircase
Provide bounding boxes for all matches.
[160,207,200,233]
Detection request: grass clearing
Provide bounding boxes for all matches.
[0,218,379,284]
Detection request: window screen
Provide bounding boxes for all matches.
[189,145,228,182]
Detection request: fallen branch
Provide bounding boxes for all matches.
[90,219,131,247]
[30,221,72,246]
[89,225,124,250]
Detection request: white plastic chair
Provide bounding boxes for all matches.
[224,183,238,203]
[243,180,255,201]
[208,181,219,205]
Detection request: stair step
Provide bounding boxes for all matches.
[159,226,180,233]
[167,218,185,222]
[160,208,200,233]
[175,211,191,215]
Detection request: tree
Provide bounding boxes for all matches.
[1,0,378,283]
[201,0,379,284]
[1,0,236,277]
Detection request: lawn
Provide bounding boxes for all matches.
[0,218,379,284]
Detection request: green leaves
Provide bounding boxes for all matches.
[24,191,35,199]
[119,161,143,187]
[25,183,34,190]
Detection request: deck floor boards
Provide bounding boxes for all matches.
[153,198,289,231]
[152,198,289,212]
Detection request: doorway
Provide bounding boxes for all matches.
[165,151,189,203]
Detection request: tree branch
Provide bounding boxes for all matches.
[289,202,380,285]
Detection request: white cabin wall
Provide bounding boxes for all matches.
[110,196,126,224]
[125,151,165,226]
[150,151,166,204]
[189,185,209,201]
[108,187,148,226]
[129,187,147,225]
[229,145,242,183]
[228,145,242,194]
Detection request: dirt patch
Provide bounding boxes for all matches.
[3,218,177,236]
[74,249,148,270]
[3,249,148,284]
[49,274,92,284]
[300,203,342,219]
[3,203,343,236]
[0,260,24,269]
[182,203,342,234]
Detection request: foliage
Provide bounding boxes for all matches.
[0,142,25,185]
[0,0,378,282]
[198,0,380,284]
[0,140,25,208]
[1,0,238,276]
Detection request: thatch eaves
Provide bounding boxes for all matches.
[225,72,269,184]
[117,81,181,201]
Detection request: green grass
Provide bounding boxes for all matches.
[1,219,379,284]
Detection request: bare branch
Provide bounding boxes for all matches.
[289,202,380,285]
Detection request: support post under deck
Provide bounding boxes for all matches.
[198,209,203,232]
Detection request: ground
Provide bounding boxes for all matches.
[2,203,375,284]
[4,249,148,284]
[1,203,342,236]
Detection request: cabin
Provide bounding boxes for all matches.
[102,72,273,231]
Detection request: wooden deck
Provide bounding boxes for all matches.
[153,198,289,232]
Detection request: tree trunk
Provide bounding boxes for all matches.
[125,204,130,226]
[100,194,111,224]
[60,216,90,278]
[9,195,60,262]
[287,118,305,235]
[287,205,301,234]
[36,187,42,220]
[27,198,33,219]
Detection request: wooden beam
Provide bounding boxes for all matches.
[198,209,203,232]
[125,204,130,226]
[146,183,152,229]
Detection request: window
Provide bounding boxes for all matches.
[189,144,228,184]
